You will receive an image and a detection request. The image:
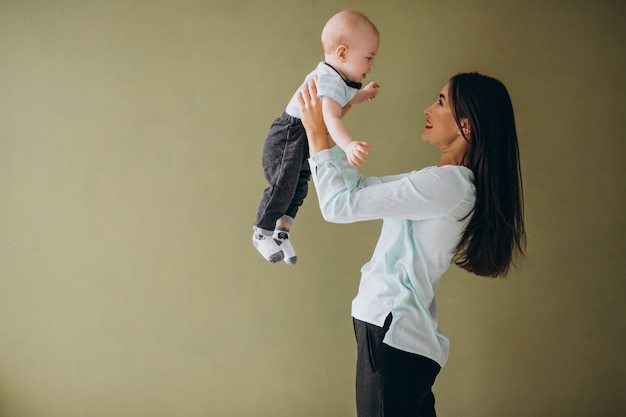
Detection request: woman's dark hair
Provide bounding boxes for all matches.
[449,72,526,277]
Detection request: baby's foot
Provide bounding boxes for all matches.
[252,231,284,263]
[273,228,297,265]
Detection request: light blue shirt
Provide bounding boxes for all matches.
[285,62,360,118]
[309,146,476,366]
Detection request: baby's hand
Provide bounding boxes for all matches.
[362,82,380,101]
[345,140,372,167]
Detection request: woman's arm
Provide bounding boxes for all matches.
[309,153,467,223]
[297,79,332,155]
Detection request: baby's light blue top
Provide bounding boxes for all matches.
[309,146,476,366]
[285,62,360,118]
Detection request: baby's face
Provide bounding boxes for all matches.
[341,30,379,83]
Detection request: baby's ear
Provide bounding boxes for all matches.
[336,45,348,61]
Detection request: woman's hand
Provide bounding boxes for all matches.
[297,78,332,155]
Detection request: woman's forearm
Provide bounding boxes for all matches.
[298,79,332,156]
[308,129,332,156]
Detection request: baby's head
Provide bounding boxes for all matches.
[321,10,379,84]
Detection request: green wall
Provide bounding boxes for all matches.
[1,0,624,416]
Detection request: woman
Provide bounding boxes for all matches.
[297,73,526,417]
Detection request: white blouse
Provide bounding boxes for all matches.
[309,145,476,366]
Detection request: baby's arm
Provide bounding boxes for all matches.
[322,97,370,167]
[350,82,380,105]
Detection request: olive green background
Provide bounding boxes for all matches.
[1,0,624,416]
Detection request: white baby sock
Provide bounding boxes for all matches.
[273,227,297,265]
[252,227,284,264]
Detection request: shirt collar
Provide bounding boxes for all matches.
[323,62,362,90]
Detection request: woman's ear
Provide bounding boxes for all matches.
[460,118,471,138]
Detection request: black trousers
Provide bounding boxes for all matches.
[255,112,310,231]
[353,315,441,417]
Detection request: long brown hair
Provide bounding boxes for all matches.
[450,73,526,277]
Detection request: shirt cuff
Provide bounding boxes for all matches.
[309,145,342,164]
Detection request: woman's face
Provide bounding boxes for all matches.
[422,83,464,148]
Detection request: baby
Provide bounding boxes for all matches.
[253,10,380,265]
